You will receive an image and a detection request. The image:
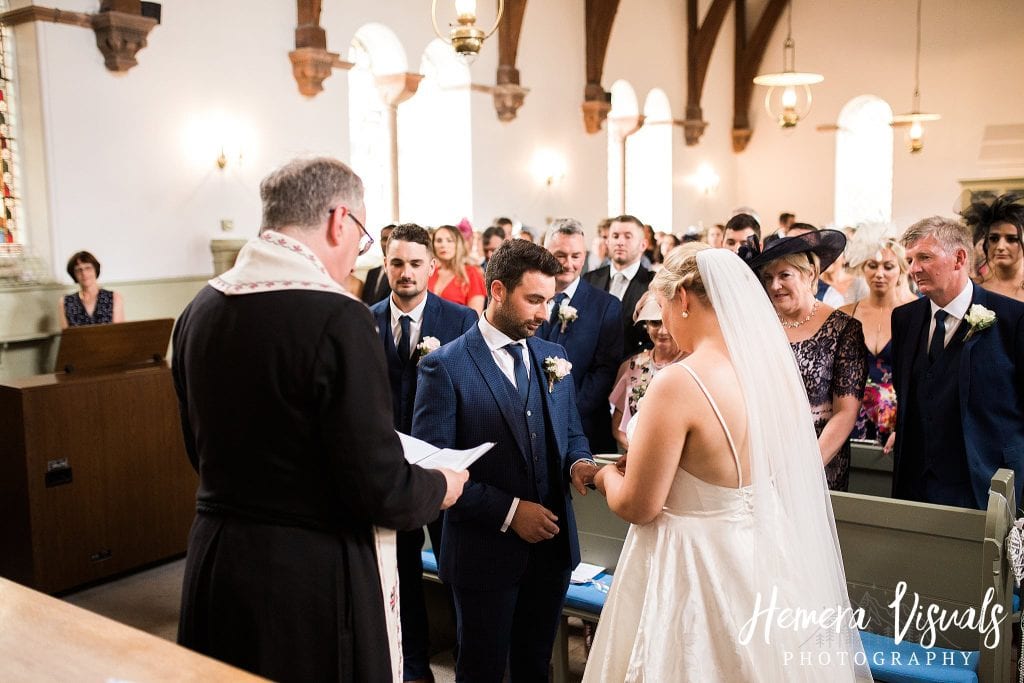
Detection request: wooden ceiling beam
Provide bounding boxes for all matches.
[494,0,530,122]
[683,0,731,146]
[582,0,620,134]
[732,0,787,152]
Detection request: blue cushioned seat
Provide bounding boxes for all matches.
[859,630,979,683]
[564,573,612,615]
[421,549,438,574]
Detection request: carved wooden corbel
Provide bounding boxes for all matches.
[93,1,158,72]
[289,0,339,97]
[0,1,159,73]
[582,0,620,134]
[683,0,730,146]
[732,0,787,152]
[493,0,529,122]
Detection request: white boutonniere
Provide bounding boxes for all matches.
[543,356,572,393]
[416,336,441,362]
[963,304,996,341]
[557,302,578,333]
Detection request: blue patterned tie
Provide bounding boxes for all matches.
[548,293,567,338]
[398,315,412,365]
[928,310,948,364]
[504,343,529,404]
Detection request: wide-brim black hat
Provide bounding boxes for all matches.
[745,229,847,274]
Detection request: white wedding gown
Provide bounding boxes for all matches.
[583,365,855,682]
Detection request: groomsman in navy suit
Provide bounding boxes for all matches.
[413,239,597,682]
[892,216,1024,509]
[370,223,477,683]
[541,218,623,454]
[583,214,653,357]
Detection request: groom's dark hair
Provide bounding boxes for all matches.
[485,239,563,292]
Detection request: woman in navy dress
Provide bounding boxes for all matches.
[59,251,124,328]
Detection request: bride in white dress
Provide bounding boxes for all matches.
[584,244,871,682]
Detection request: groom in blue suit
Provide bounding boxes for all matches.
[413,239,597,682]
[892,216,1024,509]
[540,218,623,454]
[369,224,476,683]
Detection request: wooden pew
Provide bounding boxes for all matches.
[0,576,265,682]
[848,439,894,498]
[832,468,1015,683]
[555,469,1016,683]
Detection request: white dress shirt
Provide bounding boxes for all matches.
[478,313,529,532]
[608,260,642,301]
[390,295,427,358]
[929,280,973,350]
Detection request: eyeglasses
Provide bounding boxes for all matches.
[329,206,374,256]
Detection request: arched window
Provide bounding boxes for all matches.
[348,24,407,236]
[834,95,893,226]
[397,39,472,226]
[607,80,639,218]
[627,89,673,232]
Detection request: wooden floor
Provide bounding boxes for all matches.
[61,559,588,682]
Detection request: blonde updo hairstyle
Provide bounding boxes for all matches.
[868,238,909,275]
[651,242,712,306]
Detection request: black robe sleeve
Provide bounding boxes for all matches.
[317,301,446,531]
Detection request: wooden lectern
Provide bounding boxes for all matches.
[0,320,198,593]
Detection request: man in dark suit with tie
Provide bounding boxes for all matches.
[413,239,597,682]
[541,218,623,454]
[360,224,395,305]
[369,223,477,683]
[892,216,1024,509]
[583,214,653,357]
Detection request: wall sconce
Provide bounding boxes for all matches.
[530,149,567,187]
[431,0,504,60]
[753,0,823,129]
[183,112,254,174]
[689,163,720,195]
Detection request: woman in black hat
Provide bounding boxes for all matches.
[746,229,867,491]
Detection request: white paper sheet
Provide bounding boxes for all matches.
[398,431,494,471]
[570,561,605,584]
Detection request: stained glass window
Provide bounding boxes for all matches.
[0,4,19,254]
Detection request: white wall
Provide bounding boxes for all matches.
[11,0,1024,285]
[736,0,1024,231]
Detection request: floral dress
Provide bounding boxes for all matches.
[850,340,896,446]
[609,350,678,440]
[790,310,867,491]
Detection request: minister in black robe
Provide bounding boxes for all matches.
[173,157,461,682]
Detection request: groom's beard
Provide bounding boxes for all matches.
[491,303,543,341]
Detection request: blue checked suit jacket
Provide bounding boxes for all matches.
[412,323,591,589]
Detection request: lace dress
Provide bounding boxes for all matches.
[789,310,867,491]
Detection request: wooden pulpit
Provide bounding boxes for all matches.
[0,319,197,593]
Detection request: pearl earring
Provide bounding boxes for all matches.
[681,310,689,318]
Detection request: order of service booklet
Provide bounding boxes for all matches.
[398,431,494,471]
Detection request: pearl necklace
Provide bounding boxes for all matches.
[779,300,820,329]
